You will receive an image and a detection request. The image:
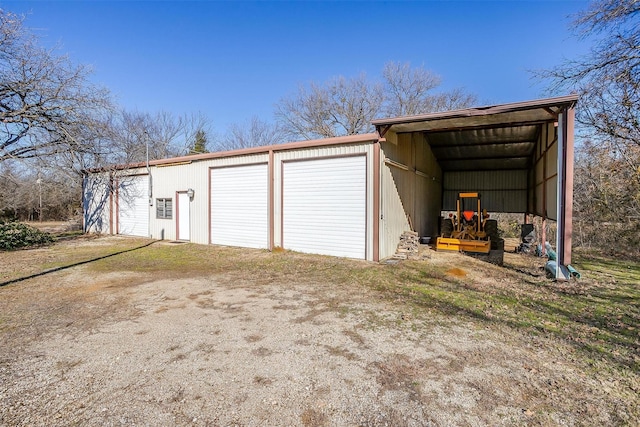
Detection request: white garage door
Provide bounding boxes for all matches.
[118,175,149,237]
[283,156,366,259]
[210,164,268,249]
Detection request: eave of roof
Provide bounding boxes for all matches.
[372,94,578,172]
[84,132,379,173]
[371,94,579,129]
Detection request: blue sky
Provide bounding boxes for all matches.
[3,1,592,134]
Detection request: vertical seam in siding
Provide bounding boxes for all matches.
[269,150,274,251]
[373,142,380,262]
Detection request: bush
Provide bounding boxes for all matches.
[0,221,54,251]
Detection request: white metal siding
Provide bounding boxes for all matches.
[210,163,268,249]
[118,175,149,237]
[83,173,111,234]
[148,154,268,243]
[283,156,366,259]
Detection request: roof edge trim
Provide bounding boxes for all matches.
[371,94,579,127]
[84,132,379,173]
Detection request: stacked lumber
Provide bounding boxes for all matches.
[393,231,429,260]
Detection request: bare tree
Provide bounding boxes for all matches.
[275,74,384,140]
[0,9,113,163]
[382,61,440,116]
[382,61,477,116]
[217,116,286,151]
[539,0,640,255]
[275,63,476,140]
[107,110,212,164]
[541,0,640,164]
[177,112,212,155]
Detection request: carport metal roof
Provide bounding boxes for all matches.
[372,95,579,172]
[372,94,578,276]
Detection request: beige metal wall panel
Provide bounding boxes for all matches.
[531,122,559,218]
[547,140,558,177]
[413,133,443,238]
[379,134,412,259]
[443,170,527,212]
[535,158,544,185]
[535,183,544,216]
[546,177,558,221]
[527,169,534,214]
[378,132,442,259]
[273,143,374,260]
[380,162,411,258]
[83,172,112,234]
[149,154,268,243]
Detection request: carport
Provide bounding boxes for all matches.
[373,95,578,273]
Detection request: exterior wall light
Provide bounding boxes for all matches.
[187,188,195,200]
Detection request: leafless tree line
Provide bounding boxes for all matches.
[542,0,640,256]
[274,62,477,141]
[1,7,481,221]
[4,0,638,259]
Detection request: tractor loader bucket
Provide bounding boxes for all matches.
[436,237,491,254]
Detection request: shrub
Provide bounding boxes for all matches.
[0,221,54,251]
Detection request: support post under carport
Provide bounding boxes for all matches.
[555,107,575,279]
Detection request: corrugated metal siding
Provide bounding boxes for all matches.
[273,143,374,260]
[85,142,377,260]
[83,173,111,234]
[282,156,366,259]
[532,122,558,219]
[380,162,410,258]
[149,154,268,243]
[378,133,443,259]
[443,170,527,212]
[546,177,558,221]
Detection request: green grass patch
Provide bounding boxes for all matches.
[78,240,639,373]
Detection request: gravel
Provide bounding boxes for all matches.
[0,239,635,426]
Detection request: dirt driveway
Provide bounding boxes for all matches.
[0,237,636,426]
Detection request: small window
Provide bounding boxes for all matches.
[156,198,173,219]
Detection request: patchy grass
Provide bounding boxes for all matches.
[80,239,640,374]
[0,236,153,284]
[1,236,638,423]
[5,235,639,378]
[363,252,639,374]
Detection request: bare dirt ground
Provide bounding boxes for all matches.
[0,237,637,426]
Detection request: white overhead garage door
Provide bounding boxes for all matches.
[283,155,366,259]
[210,163,268,249]
[118,175,149,237]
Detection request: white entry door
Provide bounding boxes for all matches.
[177,192,190,241]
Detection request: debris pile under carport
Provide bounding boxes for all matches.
[392,231,430,261]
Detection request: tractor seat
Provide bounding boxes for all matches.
[462,210,475,222]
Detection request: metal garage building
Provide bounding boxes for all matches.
[83,95,577,271]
